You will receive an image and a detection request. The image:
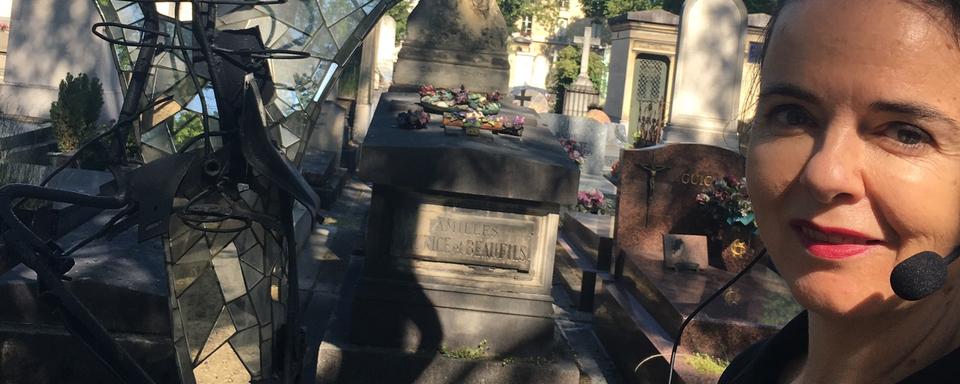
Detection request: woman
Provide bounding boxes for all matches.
[719,0,960,382]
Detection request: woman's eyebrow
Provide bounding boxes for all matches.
[869,101,960,128]
[759,83,821,104]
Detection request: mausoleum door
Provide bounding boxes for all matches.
[630,54,669,146]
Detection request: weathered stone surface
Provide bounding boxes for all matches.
[307,100,347,168]
[540,113,609,176]
[510,87,551,114]
[358,93,578,205]
[392,0,510,92]
[391,202,541,272]
[662,0,748,150]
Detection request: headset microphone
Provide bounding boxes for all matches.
[890,247,960,301]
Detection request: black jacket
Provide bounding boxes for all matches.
[718,311,960,383]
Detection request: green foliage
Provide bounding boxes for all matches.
[498,0,561,33]
[582,0,662,20]
[172,113,205,151]
[338,53,360,99]
[662,0,776,15]
[439,340,489,360]
[686,353,730,376]
[547,45,606,96]
[49,73,104,153]
[385,0,413,43]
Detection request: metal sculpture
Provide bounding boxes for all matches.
[0,0,395,382]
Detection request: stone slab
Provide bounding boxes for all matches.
[561,211,614,272]
[615,254,800,360]
[359,93,578,205]
[0,210,169,334]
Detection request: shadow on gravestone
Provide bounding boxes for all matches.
[510,87,551,114]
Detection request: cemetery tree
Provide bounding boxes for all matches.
[581,0,662,21]
[548,45,606,112]
[49,72,103,153]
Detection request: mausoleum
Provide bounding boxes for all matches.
[604,10,769,143]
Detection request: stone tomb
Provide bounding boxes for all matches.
[315,93,581,383]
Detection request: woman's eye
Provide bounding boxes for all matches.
[882,123,932,147]
[767,104,815,127]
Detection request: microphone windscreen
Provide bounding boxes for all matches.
[891,251,948,301]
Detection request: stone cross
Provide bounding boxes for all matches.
[577,24,593,78]
[516,89,532,106]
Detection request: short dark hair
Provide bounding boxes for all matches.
[759,0,960,71]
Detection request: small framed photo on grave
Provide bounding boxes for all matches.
[662,234,709,272]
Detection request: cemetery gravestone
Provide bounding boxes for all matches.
[615,144,745,261]
[391,0,511,93]
[662,0,748,151]
[610,143,801,369]
[540,113,608,176]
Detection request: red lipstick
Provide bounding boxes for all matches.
[790,220,883,260]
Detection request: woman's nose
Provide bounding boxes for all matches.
[799,124,866,205]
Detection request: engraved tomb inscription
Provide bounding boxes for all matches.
[391,203,540,271]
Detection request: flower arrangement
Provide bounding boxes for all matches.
[0,23,9,33]
[418,84,501,116]
[559,138,586,166]
[696,176,756,233]
[577,189,613,215]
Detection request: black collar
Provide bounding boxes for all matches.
[719,311,960,383]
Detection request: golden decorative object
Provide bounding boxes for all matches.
[730,238,748,258]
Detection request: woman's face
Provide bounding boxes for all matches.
[748,0,960,317]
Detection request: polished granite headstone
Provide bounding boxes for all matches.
[316,92,581,383]
[615,144,746,264]
[600,144,801,382]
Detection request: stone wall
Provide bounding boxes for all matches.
[0,0,122,121]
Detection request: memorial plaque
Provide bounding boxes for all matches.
[391,202,540,271]
[662,234,708,271]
